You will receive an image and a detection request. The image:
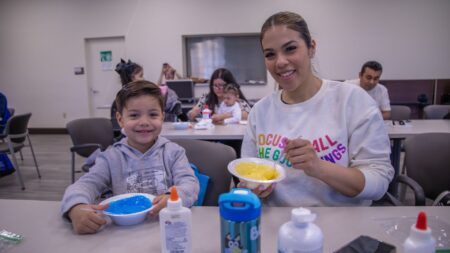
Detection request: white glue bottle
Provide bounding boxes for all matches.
[403,211,436,253]
[278,207,323,253]
[159,186,192,253]
[202,105,211,119]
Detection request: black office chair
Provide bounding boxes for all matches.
[0,113,41,190]
[66,118,114,183]
[403,133,450,205]
[172,139,236,206]
[382,132,450,206]
[390,105,411,120]
[423,105,450,119]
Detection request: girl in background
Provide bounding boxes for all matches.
[114,59,182,123]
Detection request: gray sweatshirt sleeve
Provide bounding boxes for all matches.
[60,154,112,218]
[164,143,199,207]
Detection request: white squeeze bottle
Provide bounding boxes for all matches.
[278,207,323,253]
[202,105,211,119]
[403,211,436,253]
[160,186,192,253]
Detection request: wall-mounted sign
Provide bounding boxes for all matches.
[74,67,84,75]
[100,50,113,71]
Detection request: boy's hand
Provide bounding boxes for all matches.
[68,203,108,234]
[149,194,170,217]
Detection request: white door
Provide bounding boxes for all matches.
[85,36,125,117]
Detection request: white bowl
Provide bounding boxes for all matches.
[228,157,286,190]
[100,193,155,226]
[173,122,190,130]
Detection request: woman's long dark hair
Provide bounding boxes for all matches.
[115,59,143,85]
[206,68,249,110]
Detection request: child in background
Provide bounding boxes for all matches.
[158,62,182,85]
[215,84,242,124]
[61,81,199,234]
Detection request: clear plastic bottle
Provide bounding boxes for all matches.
[159,186,192,253]
[202,105,211,119]
[403,211,436,253]
[277,207,323,253]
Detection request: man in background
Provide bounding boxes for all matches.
[346,61,391,120]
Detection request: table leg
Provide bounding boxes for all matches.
[389,138,403,197]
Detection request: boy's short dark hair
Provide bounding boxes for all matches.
[223,83,239,96]
[360,61,383,75]
[115,80,164,114]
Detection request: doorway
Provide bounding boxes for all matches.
[85,36,126,118]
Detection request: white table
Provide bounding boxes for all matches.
[1,199,448,253]
[161,122,246,140]
[163,120,450,141]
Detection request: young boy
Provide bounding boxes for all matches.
[216,84,242,124]
[61,80,199,234]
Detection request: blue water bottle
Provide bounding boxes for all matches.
[219,188,261,253]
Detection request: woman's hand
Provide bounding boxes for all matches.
[284,138,365,197]
[148,194,170,217]
[187,107,201,121]
[284,138,324,178]
[237,182,275,199]
[68,203,108,234]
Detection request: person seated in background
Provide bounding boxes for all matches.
[0,92,11,133]
[346,61,391,120]
[115,60,182,123]
[113,59,145,136]
[187,68,251,124]
[61,81,199,234]
[157,62,182,85]
[215,84,242,124]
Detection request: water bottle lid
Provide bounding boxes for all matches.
[291,207,316,224]
[219,188,261,222]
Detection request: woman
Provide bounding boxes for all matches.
[187,68,251,123]
[240,11,394,206]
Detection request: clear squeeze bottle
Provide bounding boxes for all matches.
[277,207,323,253]
[403,211,436,253]
[159,186,192,253]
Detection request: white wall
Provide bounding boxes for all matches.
[1,0,449,128]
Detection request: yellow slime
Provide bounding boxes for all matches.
[235,162,279,180]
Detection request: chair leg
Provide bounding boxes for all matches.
[19,150,24,161]
[71,152,75,183]
[27,134,41,178]
[8,144,25,190]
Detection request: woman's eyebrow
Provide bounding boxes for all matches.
[263,40,297,52]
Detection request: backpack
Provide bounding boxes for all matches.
[0,153,15,177]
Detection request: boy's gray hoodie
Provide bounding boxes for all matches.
[61,136,199,217]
